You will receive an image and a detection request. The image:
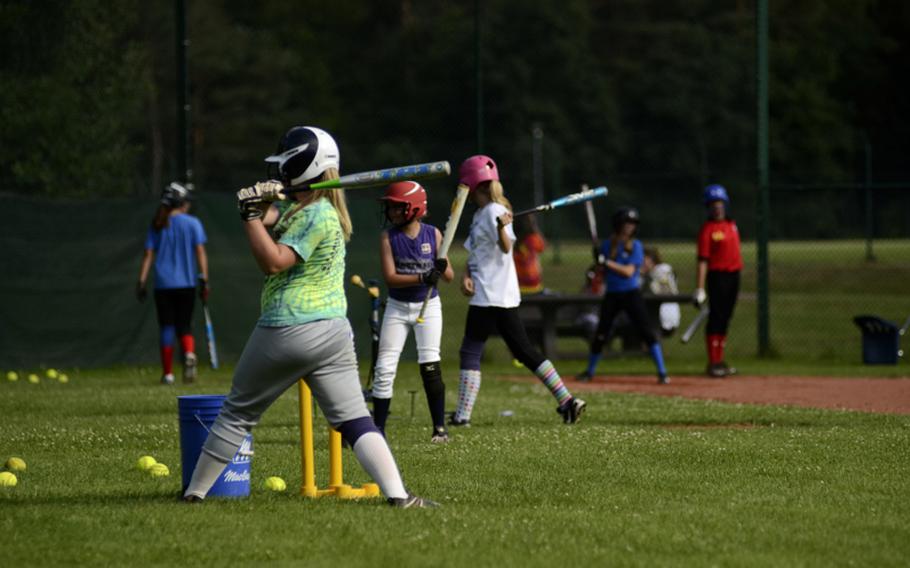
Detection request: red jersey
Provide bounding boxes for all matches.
[514,233,546,293]
[697,219,743,272]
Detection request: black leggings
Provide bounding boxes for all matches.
[706,271,739,335]
[459,306,544,371]
[154,288,196,335]
[590,289,657,354]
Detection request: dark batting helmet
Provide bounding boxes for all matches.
[612,207,640,232]
[264,126,340,186]
[704,184,730,205]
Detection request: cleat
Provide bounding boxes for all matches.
[161,373,176,385]
[658,374,670,385]
[388,493,439,509]
[182,494,203,503]
[720,362,737,376]
[430,426,449,444]
[576,371,593,383]
[706,363,726,378]
[447,413,471,428]
[557,397,587,424]
[183,352,198,383]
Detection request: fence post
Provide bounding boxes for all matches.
[756,0,771,356]
[863,134,875,261]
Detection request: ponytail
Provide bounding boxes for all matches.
[485,179,512,212]
[151,204,171,231]
[313,168,353,241]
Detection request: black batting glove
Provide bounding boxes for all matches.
[433,258,448,273]
[421,268,442,287]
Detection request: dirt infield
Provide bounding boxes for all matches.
[503,374,910,414]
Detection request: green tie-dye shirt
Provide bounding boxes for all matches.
[258,198,347,326]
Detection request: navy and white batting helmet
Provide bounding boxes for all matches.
[265,126,340,186]
[612,207,640,231]
[161,182,190,207]
[704,184,730,205]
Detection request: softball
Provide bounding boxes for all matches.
[58,374,69,384]
[263,476,287,492]
[136,456,157,471]
[27,374,39,384]
[6,457,27,472]
[149,463,170,477]
[46,369,59,379]
[5,371,18,382]
[0,472,17,487]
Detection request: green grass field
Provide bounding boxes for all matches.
[2,364,909,566]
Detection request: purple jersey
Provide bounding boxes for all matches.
[387,223,438,303]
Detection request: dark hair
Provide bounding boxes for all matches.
[643,247,661,264]
[151,204,172,231]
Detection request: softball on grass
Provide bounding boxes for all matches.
[0,472,17,487]
[136,456,157,471]
[58,374,69,384]
[6,457,27,472]
[46,369,58,380]
[6,371,18,382]
[27,374,40,384]
[149,463,170,477]
[263,476,287,492]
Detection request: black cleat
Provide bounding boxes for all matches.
[447,413,471,428]
[706,363,727,378]
[658,374,670,385]
[557,397,587,424]
[181,494,203,504]
[720,362,737,376]
[388,493,439,509]
[430,426,450,444]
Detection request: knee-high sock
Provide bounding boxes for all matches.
[160,325,176,375]
[649,343,668,377]
[183,450,229,499]
[180,334,195,356]
[454,369,481,422]
[534,360,572,405]
[585,352,602,376]
[718,335,727,363]
[352,431,408,499]
[372,397,391,434]
[420,361,446,429]
[707,334,723,365]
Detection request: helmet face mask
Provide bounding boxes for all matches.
[264,126,339,186]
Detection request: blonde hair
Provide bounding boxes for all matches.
[482,179,512,211]
[302,168,353,242]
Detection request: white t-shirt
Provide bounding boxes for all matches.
[464,202,521,308]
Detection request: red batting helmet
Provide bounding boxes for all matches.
[459,155,499,192]
[380,181,427,222]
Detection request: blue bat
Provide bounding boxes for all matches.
[513,186,608,217]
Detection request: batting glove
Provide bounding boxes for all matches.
[237,186,265,221]
[198,277,210,302]
[420,268,442,287]
[433,258,448,273]
[694,288,707,307]
[255,180,286,202]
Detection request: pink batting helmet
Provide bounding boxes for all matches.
[459,155,499,192]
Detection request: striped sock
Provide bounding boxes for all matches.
[454,369,481,422]
[534,360,572,406]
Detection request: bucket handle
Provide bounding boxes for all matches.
[194,411,254,457]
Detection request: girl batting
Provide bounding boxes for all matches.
[183,126,435,508]
[371,181,453,443]
[578,207,669,384]
[450,155,586,426]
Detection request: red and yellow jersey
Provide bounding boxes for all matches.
[513,233,546,294]
[697,219,743,272]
